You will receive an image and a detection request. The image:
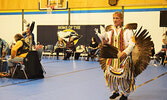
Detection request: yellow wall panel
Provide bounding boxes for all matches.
[68,0,110,8]
[117,0,166,6]
[0,0,39,10]
[40,0,48,9]
[68,0,167,8]
[0,0,166,10]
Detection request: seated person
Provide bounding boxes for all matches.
[0,38,8,58]
[0,38,9,73]
[8,43,15,55]
[74,45,85,60]
[22,27,35,50]
[55,38,65,60]
[8,34,30,74]
[86,37,99,61]
[156,48,166,64]
[151,44,155,57]
[162,31,167,49]
[63,37,76,60]
[155,31,167,64]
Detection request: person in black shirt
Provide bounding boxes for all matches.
[86,37,99,61]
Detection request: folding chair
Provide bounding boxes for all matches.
[163,55,167,66]
[11,61,28,79]
[42,45,54,59]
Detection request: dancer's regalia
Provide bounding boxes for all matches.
[99,24,153,96]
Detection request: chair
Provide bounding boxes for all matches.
[73,45,85,60]
[85,48,100,61]
[36,44,44,61]
[52,46,65,59]
[11,62,28,79]
[93,48,100,61]
[158,48,167,66]
[162,53,167,66]
[12,51,45,79]
[163,48,167,66]
[42,45,54,59]
[80,52,88,60]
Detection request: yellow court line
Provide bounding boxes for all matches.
[136,71,167,89]
[0,64,167,89]
[0,66,99,88]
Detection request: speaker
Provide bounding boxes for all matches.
[108,0,118,6]
[160,10,167,27]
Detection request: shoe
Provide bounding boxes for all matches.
[85,58,89,61]
[63,58,67,60]
[109,92,120,99]
[119,94,128,100]
[91,57,94,61]
[6,74,12,78]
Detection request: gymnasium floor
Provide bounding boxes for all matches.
[0,58,167,100]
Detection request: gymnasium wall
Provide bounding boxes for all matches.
[0,0,167,53]
[0,7,167,53]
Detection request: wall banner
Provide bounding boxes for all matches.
[37,25,104,46]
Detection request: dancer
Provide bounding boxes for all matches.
[98,11,153,100]
[22,21,35,50]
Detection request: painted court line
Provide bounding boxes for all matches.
[136,71,167,88]
[0,66,167,90]
[0,67,99,88]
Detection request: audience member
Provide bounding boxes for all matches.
[8,34,30,74]
[162,31,167,48]
[85,37,99,61]
[151,44,155,57]
[8,43,15,55]
[63,37,76,60]
[22,27,35,50]
[55,38,65,60]
[0,38,8,58]
[155,31,167,64]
